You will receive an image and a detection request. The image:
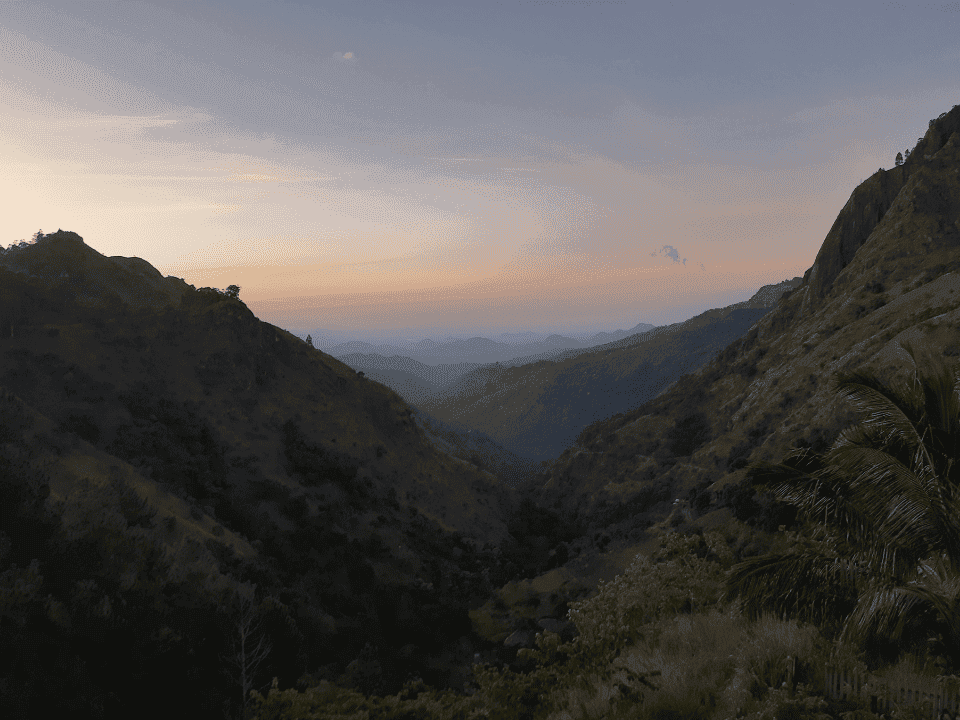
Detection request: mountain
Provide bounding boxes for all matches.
[407,407,541,487]
[332,353,485,405]
[0,229,193,312]
[521,103,960,553]
[324,321,658,368]
[507,277,804,368]
[413,278,801,461]
[0,231,572,714]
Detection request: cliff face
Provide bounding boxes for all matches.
[799,104,960,320]
[525,104,960,544]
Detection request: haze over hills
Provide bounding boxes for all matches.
[1,105,959,718]
[295,322,659,366]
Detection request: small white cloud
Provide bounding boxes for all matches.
[650,245,704,270]
[650,244,682,263]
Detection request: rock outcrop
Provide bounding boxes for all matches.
[800,103,960,319]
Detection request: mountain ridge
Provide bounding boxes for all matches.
[523,103,960,533]
[321,321,658,367]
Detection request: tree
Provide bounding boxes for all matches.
[30,229,43,244]
[725,341,960,667]
[905,148,911,160]
[305,334,313,347]
[895,151,903,167]
[224,285,241,300]
[221,585,274,720]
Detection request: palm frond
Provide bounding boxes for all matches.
[840,581,932,648]
[841,553,960,651]
[821,445,941,553]
[725,546,858,628]
[731,345,960,663]
[831,368,924,451]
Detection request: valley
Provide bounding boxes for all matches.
[0,105,959,720]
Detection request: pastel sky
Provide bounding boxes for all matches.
[2,1,959,340]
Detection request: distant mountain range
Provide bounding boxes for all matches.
[314,322,658,366]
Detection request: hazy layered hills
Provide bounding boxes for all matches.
[323,322,658,367]
[326,327,663,412]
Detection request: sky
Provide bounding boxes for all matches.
[2,1,959,342]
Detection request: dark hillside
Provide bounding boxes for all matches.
[0,234,580,716]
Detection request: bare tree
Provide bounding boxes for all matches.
[221,584,274,720]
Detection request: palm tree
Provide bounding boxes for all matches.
[724,340,960,669]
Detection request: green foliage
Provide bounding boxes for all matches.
[502,495,584,579]
[249,678,477,720]
[281,418,360,493]
[181,284,243,311]
[566,532,729,658]
[242,525,852,720]
[107,391,227,502]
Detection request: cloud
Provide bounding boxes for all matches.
[650,245,706,270]
[650,244,682,263]
[332,51,356,63]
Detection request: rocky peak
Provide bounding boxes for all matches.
[799,103,960,319]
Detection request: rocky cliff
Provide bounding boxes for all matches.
[523,103,960,544]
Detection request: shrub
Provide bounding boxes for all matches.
[566,533,729,658]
